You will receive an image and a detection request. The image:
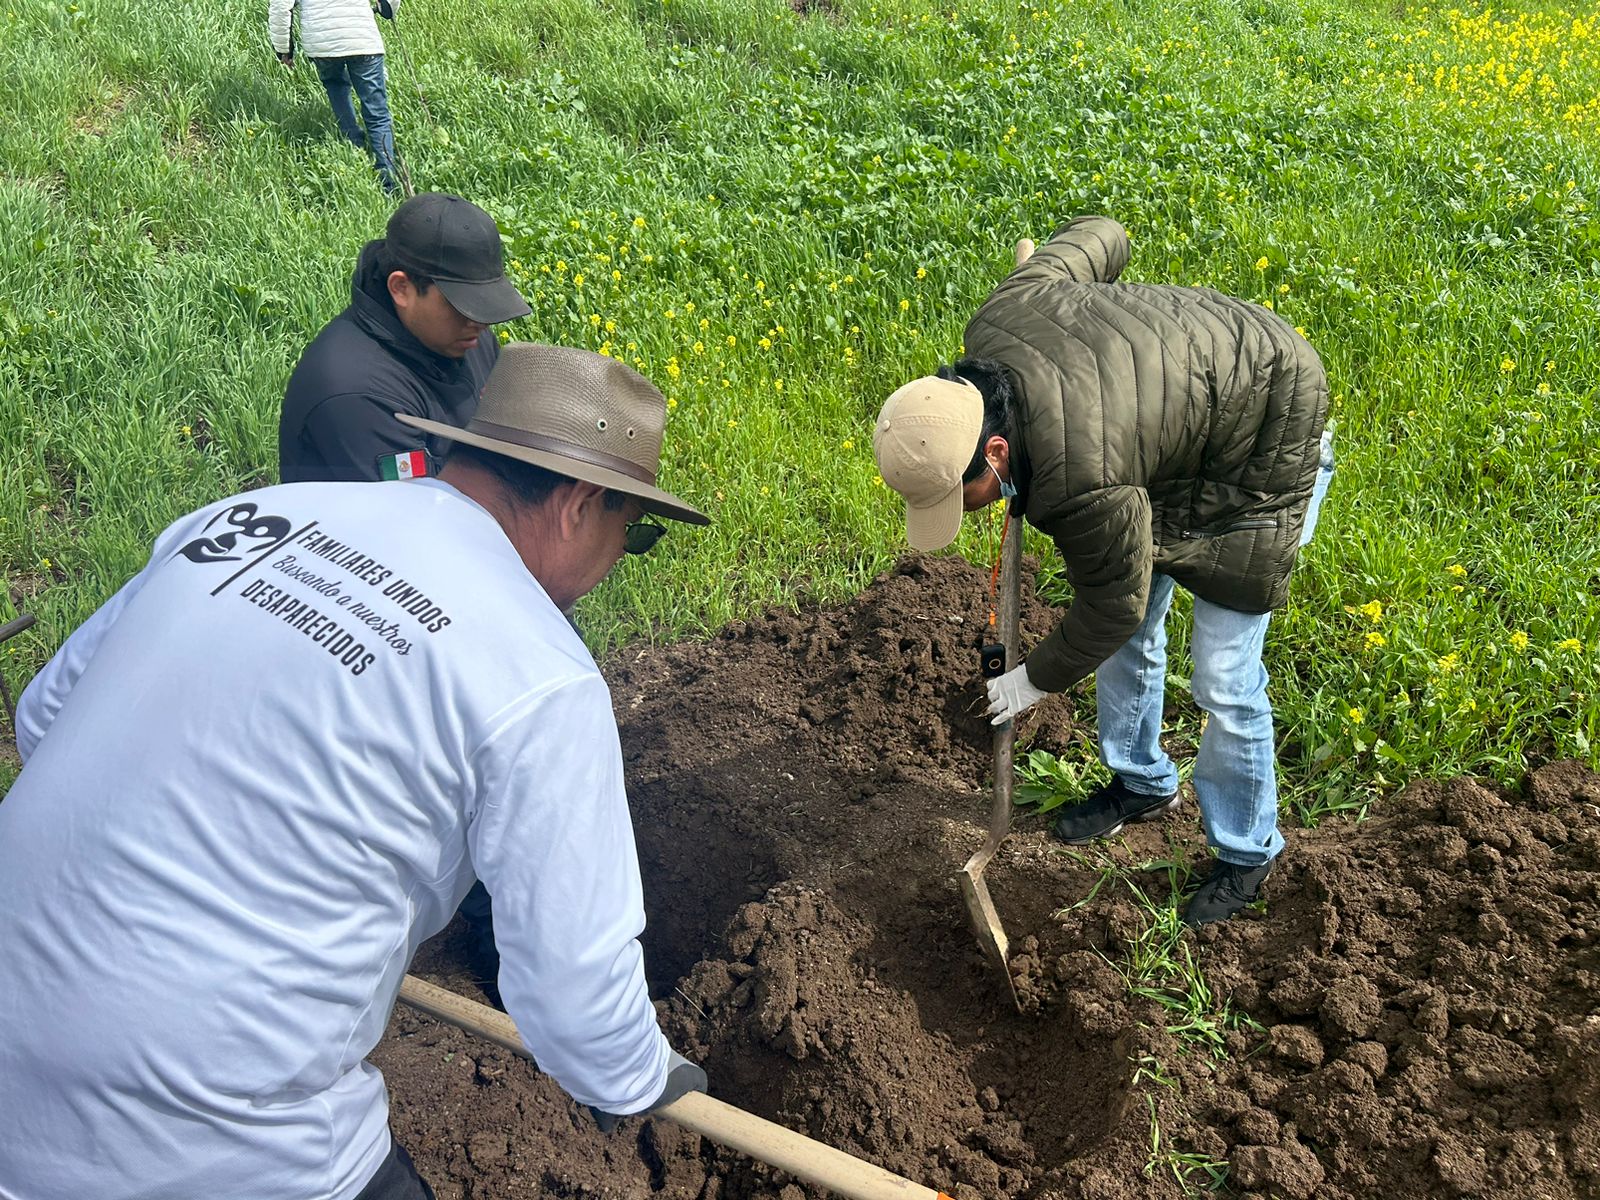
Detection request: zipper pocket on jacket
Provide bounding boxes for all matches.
[1180,518,1279,539]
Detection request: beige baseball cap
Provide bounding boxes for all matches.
[873,375,983,551]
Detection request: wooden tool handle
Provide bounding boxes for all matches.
[0,613,36,645]
[396,975,955,1200]
[991,494,1025,810]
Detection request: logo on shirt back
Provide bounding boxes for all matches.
[166,498,455,681]
[177,504,294,565]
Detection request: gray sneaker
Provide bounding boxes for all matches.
[1050,777,1180,844]
[1181,859,1273,927]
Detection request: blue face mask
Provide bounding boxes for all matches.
[989,459,1017,501]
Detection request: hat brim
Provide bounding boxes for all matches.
[434,275,532,325]
[904,486,964,551]
[395,413,709,526]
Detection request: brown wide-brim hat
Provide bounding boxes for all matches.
[397,343,708,525]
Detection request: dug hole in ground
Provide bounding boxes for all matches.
[381,557,1600,1200]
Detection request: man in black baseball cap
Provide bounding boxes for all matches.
[278,191,532,991]
[279,192,533,485]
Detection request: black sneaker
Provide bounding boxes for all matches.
[1050,777,1180,844]
[1181,859,1273,927]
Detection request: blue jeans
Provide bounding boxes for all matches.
[1095,442,1334,867]
[313,54,398,191]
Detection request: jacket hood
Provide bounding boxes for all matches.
[348,239,468,389]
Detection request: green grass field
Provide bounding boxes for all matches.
[2,0,1598,818]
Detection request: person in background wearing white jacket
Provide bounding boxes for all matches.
[0,345,711,1200]
[270,0,401,192]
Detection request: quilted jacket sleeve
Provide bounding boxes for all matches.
[1003,216,1130,290]
[1025,485,1153,692]
[268,0,295,54]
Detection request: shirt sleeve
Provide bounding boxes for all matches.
[466,672,670,1115]
[1025,485,1153,692]
[297,393,436,483]
[268,0,294,54]
[15,511,206,760]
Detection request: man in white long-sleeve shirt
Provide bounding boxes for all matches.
[0,344,710,1200]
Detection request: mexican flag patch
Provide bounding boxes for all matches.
[378,449,428,480]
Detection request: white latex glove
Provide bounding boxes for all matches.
[985,663,1048,726]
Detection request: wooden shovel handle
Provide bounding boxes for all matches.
[0,613,36,645]
[396,976,956,1200]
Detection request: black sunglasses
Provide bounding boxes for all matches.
[624,517,668,555]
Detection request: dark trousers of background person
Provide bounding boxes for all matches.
[354,1138,435,1200]
[457,880,499,991]
[312,54,399,193]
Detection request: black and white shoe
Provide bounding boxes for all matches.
[1050,777,1181,844]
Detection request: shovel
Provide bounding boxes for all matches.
[957,496,1024,1011]
[397,975,956,1200]
[956,237,1033,1010]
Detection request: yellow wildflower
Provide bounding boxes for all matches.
[1365,630,1387,649]
[1446,563,1467,578]
[1559,638,1584,653]
[1509,630,1529,651]
[917,267,928,280]
[633,215,647,228]
[1436,653,1460,673]
[1347,707,1364,724]
[1255,256,1270,270]
[1500,356,1516,373]
[1359,599,1383,623]
[774,379,784,393]
[898,299,910,312]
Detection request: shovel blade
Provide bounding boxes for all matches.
[958,867,1021,1010]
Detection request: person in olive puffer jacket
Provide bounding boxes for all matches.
[873,216,1333,926]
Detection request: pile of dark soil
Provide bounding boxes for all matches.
[376,556,1600,1199]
